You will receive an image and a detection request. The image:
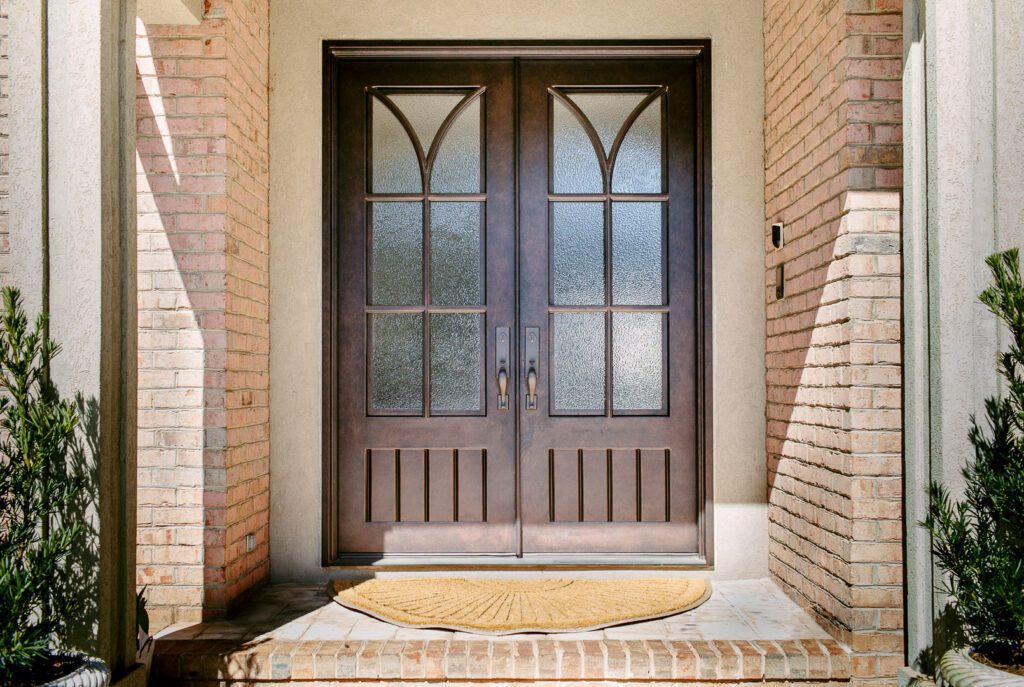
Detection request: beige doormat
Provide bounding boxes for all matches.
[329,577,710,635]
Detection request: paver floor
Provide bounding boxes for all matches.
[157,577,830,643]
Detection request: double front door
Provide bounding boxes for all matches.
[324,45,710,564]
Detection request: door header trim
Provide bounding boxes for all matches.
[325,39,709,60]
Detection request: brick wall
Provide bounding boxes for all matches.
[763,1,903,685]
[136,0,269,630]
[222,0,271,609]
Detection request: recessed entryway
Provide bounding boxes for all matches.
[322,43,712,566]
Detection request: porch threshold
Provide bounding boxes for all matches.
[151,578,850,685]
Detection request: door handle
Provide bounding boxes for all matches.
[526,365,537,409]
[525,326,539,410]
[496,326,510,410]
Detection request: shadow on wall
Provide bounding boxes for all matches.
[915,605,966,676]
[134,17,229,628]
[763,193,902,655]
[52,395,101,655]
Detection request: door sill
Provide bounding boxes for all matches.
[325,552,710,570]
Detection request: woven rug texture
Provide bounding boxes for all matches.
[329,577,711,635]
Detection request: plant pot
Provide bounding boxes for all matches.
[38,654,110,687]
[938,648,1024,687]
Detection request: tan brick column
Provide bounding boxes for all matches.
[764,1,903,684]
[135,0,269,629]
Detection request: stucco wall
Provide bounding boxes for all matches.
[0,0,8,284]
[902,0,1024,669]
[268,0,767,581]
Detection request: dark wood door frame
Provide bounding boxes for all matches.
[322,40,714,569]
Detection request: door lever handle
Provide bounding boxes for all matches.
[526,365,538,410]
[496,326,510,410]
[497,368,509,407]
[525,326,539,410]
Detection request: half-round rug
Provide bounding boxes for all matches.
[329,577,711,635]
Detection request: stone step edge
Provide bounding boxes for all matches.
[152,637,851,683]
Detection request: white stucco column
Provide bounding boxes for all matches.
[903,0,1024,674]
[8,0,139,678]
[8,1,46,314]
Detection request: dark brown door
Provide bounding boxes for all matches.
[518,60,701,557]
[328,59,517,557]
[324,46,710,564]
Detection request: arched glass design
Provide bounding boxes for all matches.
[567,92,647,155]
[547,87,669,416]
[371,97,422,193]
[611,98,663,194]
[432,97,482,193]
[366,88,487,416]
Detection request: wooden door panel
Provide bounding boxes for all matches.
[327,59,517,558]
[518,59,703,556]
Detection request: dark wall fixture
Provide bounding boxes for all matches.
[772,222,785,299]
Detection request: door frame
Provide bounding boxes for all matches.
[321,40,714,569]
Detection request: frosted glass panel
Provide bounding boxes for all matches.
[612,97,663,194]
[567,92,647,155]
[552,202,605,306]
[430,202,482,306]
[552,313,606,413]
[612,202,664,305]
[369,202,422,305]
[613,313,664,412]
[430,313,482,413]
[552,97,602,194]
[370,313,423,412]
[431,96,482,193]
[388,94,464,153]
[371,97,422,193]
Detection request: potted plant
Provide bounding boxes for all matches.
[0,288,109,686]
[925,249,1024,685]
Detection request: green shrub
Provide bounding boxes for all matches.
[0,288,86,682]
[925,249,1024,667]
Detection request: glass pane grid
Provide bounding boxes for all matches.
[365,88,487,418]
[612,312,666,414]
[546,86,670,417]
[369,312,424,415]
[430,313,484,415]
[368,201,423,306]
[550,311,606,414]
[430,202,484,306]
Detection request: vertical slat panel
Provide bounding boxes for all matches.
[457,449,486,522]
[551,449,581,522]
[368,449,397,522]
[427,449,455,522]
[399,449,426,522]
[611,448,639,522]
[581,449,609,522]
[640,449,669,522]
